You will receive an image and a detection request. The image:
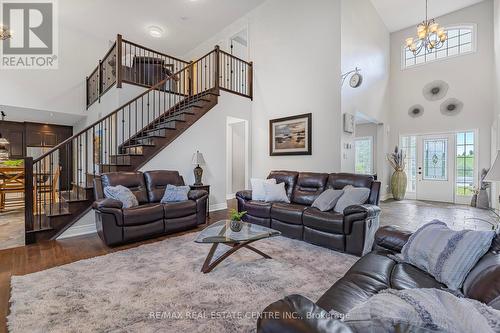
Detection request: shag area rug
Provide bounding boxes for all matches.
[8,234,357,333]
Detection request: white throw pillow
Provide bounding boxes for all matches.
[311,189,344,212]
[263,182,290,203]
[251,178,277,201]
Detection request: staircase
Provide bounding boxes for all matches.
[24,37,253,244]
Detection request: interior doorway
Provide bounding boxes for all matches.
[230,29,248,61]
[226,117,249,199]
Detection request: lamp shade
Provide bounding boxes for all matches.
[485,151,500,182]
[191,151,206,166]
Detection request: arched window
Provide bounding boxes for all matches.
[402,25,475,69]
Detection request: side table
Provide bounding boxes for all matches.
[190,184,210,217]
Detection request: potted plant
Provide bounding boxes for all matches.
[229,209,246,232]
[387,146,407,201]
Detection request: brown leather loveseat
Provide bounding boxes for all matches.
[92,170,208,246]
[257,225,500,333]
[236,171,381,256]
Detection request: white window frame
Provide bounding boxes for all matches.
[401,24,477,70]
[354,136,373,175]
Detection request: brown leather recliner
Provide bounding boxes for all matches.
[92,170,208,246]
[236,171,381,256]
[257,226,500,333]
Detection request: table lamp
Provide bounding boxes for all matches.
[192,150,206,185]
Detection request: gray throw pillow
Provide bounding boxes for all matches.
[263,182,290,203]
[161,184,190,203]
[334,186,370,213]
[344,288,500,333]
[103,185,138,208]
[311,189,344,212]
[399,220,495,290]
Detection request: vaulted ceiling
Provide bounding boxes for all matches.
[369,0,486,32]
[60,0,265,56]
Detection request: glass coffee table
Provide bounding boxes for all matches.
[195,220,281,273]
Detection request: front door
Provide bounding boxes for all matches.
[416,133,455,202]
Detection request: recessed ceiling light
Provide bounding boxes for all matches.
[148,26,164,38]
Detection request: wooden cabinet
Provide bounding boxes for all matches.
[25,123,72,148]
[0,121,25,159]
[0,121,73,157]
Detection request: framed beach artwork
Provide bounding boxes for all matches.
[269,113,312,156]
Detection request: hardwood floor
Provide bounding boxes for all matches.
[0,203,233,333]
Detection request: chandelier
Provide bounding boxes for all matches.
[405,0,448,56]
[0,25,12,40]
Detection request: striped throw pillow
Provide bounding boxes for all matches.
[399,220,495,290]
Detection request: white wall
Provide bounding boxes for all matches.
[389,1,495,189]
[140,91,252,211]
[1,24,109,116]
[340,0,391,195]
[491,0,500,209]
[186,0,342,178]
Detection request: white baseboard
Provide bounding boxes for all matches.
[210,202,228,212]
[57,223,97,239]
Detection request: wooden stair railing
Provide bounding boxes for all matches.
[86,34,191,109]
[25,45,253,244]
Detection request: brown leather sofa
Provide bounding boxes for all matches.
[236,171,381,256]
[92,170,208,246]
[257,225,500,333]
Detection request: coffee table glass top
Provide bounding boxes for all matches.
[195,220,281,244]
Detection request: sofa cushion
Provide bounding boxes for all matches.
[267,171,299,200]
[316,250,395,314]
[303,208,344,234]
[251,178,276,201]
[400,220,495,289]
[101,171,149,204]
[271,203,308,225]
[344,288,500,333]
[121,203,164,226]
[144,170,185,203]
[390,263,445,290]
[292,172,328,205]
[462,252,500,309]
[311,189,344,212]
[163,200,197,219]
[103,185,139,208]
[327,173,374,191]
[244,200,272,218]
[334,186,370,213]
[160,185,190,203]
[264,182,290,203]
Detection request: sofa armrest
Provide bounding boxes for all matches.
[343,204,381,234]
[188,189,208,201]
[236,190,252,201]
[374,225,412,253]
[92,198,123,210]
[257,294,353,333]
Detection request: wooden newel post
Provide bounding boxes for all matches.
[249,61,253,100]
[116,34,123,88]
[24,157,34,238]
[214,45,220,92]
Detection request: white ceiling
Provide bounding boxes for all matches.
[369,0,486,32]
[0,105,85,126]
[60,0,265,57]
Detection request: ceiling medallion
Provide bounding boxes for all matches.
[0,25,12,40]
[405,0,448,56]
